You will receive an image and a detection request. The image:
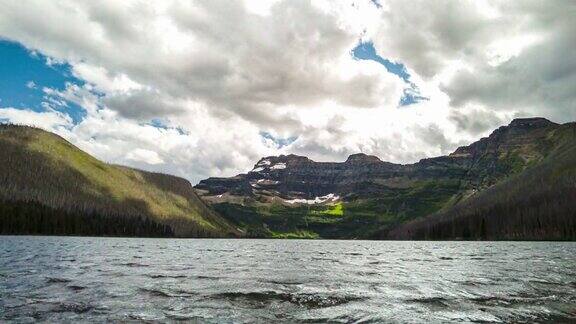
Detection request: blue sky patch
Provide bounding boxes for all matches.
[146,118,189,135]
[400,89,430,106]
[352,42,411,82]
[352,41,428,106]
[147,118,170,130]
[260,131,297,148]
[0,40,87,123]
[370,0,382,9]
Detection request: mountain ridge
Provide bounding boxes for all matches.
[389,121,576,240]
[0,124,240,237]
[197,117,559,199]
[243,117,558,168]
[194,117,575,239]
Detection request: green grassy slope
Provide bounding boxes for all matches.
[211,179,462,239]
[207,182,472,239]
[0,125,240,237]
[388,123,576,240]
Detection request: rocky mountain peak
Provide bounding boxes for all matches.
[508,117,557,129]
[252,154,311,172]
[486,117,558,140]
[450,117,560,159]
[345,153,382,164]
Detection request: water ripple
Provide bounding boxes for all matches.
[1,237,575,323]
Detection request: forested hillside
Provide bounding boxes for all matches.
[0,125,240,237]
[388,123,576,240]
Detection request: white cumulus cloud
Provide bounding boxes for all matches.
[0,0,573,183]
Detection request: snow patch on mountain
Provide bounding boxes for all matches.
[285,193,340,205]
[270,163,286,170]
[257,179,279,184]
[257,159,272,166]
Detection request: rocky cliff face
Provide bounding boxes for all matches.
[196,118,559,204]
[195,153,403,203]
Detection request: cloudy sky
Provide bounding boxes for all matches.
[0,0,574,183]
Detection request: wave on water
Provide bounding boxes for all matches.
[52,302,94,314]
[213,291,365,309]
[121,262,150,267]
[264,279,306,286]
[146,274,187,279]
[67,285,86,291]
[46,277,72,283]
[406,297,451,308]
[138,287,173,298]
[138,287,198,298]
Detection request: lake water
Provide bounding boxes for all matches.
[1,237,575,323]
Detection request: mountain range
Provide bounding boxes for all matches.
[195,118,576,240]
[1,118,575,240]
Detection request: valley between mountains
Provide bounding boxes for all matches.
[1,117,575,240]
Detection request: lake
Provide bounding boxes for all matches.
[1,237,575,323]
